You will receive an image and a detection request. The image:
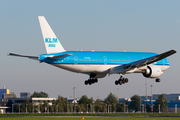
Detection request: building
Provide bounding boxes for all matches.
[153,93,180,102]
[0,87,10,99]
[20,92,30,98]
[119,98,131,103]
[9,98,56,106]
[0,101,8,113]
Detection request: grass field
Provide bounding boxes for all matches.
[1,117,180,120]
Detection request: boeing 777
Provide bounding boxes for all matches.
[9,16,177,85]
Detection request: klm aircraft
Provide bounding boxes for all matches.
[9,16,176,85]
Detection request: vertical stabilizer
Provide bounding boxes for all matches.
[38,16,65,53]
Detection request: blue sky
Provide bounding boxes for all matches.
[1,0,179,99]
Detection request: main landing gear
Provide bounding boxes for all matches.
[84,73,98,85]
[84,78,98,85]
[115,76,128,85]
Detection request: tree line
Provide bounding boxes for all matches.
[6,91,168,113]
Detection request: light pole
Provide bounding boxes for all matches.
[26,104,27,113]
[126,105,128,113]
[140,89,141,112]
[146,78,147,102]
[108,105,109,113]
[73,87,76,113]
[150,85,153,105]
[47,104,49,113]
[67,103,68,113]
[32,103,34,113]
[150,85,153,113]
[12,104,14,113]
[19,104,20,114]
[124,103,126,113]
[87,104,88,113]
[106,104,107,113]
[56,105,58,113]
[91,104,92,113]
[38,104,40,113]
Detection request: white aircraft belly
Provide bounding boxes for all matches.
[50,64,119,73]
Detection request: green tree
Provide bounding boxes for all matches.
[78,95,90,105]
[39,101,44,113]
[56,95,68,112]
[14,104,19,113]
[105,92,118,112]
[31,91,48,98]
[78,95,92,112]
[21,98,31,112]
[130,95,142,112]
[145,103,151,112]
[154,94,168,112]
[117,103,125,112]
[95,99,103,112]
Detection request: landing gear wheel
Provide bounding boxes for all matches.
[155,78,161,82]
[94,78,98,83]
[85,80,88,85]
[115,80,118,85]
[118,80,122,85]
[88,80,92,85]
[125,78,128,83]
[122,78,125,84]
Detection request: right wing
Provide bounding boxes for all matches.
[109,49,177,75]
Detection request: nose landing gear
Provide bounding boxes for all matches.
[155,78,161,82]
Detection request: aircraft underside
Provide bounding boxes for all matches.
[49,63,170,85]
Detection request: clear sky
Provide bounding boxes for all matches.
[1,0,179,100]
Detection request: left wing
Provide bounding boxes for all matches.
[109,49,176,75]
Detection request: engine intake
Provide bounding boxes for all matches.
[142,65,163,78]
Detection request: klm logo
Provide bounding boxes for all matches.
[45,38,58,43]
[45,38,57,47]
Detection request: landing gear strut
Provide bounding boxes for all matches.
[115,75,129,85]
[84,73,98,85]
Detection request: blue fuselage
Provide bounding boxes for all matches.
[39,51,170,66]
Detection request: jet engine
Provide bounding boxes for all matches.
[142,65,163,78]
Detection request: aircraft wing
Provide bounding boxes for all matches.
[109,49,177,75]
[8,53,39,60]
[48,54,72,60]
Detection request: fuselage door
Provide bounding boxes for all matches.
[103,56,107,64]
[74,56,78,64]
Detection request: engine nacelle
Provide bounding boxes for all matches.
[142,65,163,78]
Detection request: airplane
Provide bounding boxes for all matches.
[8,16,177,85]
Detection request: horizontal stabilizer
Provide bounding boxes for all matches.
[8,53,38,60]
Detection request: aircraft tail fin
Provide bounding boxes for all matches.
[38,16,65,53]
